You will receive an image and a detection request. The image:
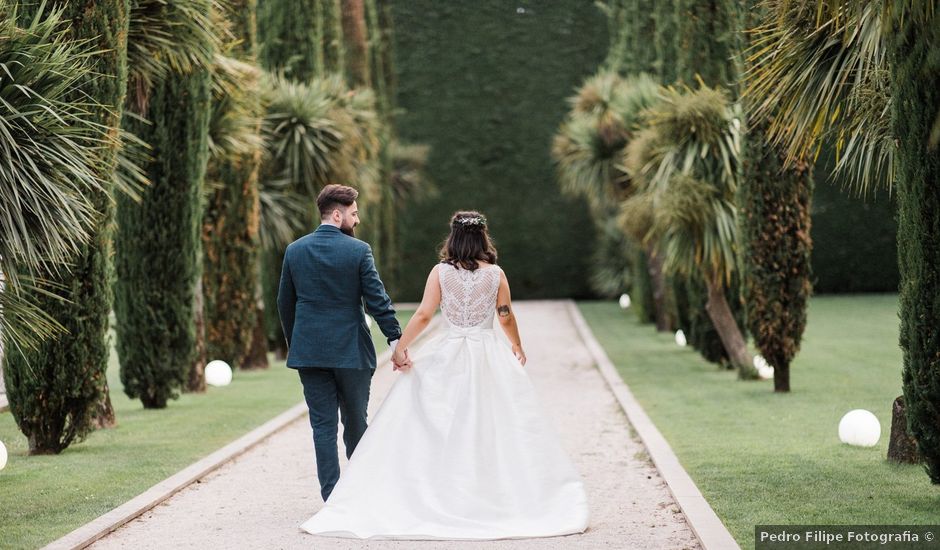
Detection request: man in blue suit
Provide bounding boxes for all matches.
[277,184,410,501]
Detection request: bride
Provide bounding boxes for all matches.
[301,211,590,540]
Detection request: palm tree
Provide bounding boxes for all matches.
[745,0,940,481]
[552,72,668,324]
[0,1,118,453]
[625,85,759,378]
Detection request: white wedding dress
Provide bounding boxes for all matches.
[300,263,590,540]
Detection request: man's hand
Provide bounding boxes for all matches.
[392,347,413,372]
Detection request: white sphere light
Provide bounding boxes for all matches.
[753,355,774,379]
[618,293,631,309]
[205,360,233,387]
[675,329,687,347]
[838,409,881,447]
[0,440,7,471]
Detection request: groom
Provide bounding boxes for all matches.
[277,184,410,501]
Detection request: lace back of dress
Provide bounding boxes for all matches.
[438,263,501,328]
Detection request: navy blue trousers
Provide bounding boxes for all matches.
[297,367,374,501]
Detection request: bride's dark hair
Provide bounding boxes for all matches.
[438,211,498,270]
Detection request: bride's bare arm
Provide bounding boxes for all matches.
[496,270,526,366]
[394,265,442,367]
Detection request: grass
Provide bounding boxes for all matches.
[0,311,412,549]
[578,295,939,548]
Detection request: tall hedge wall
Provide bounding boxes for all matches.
[389,1,608,299]
[810,152,899,294]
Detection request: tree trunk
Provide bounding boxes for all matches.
[704,279,757,379]
[340,0,370,87]
[887,396,922,464]
[244,299,271,370]
[92,393,116,429]
[646,249,671,332]
[186,276,207,393]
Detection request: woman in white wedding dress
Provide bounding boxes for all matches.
[301,211,589,540]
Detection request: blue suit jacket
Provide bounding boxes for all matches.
[276,224,402,369]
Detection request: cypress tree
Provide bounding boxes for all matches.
[115,1,213,408]
[738,2,814,392]
[202,0,267,372]
[739,118,813,391]
[3,0,129,453]
[891,8,940,483]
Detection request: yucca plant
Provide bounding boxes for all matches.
[552,71,668,322]
[629,85,758,378]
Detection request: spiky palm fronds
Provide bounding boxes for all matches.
[208,53,264,162]
[0,2,110,348]
[745,0,894,194]
[127,0,224,113]
[261,73,380,205]
[257,176,308,252]
[553,71,662,206]
[654,173,739,283]
[644,85,741,196]
[626,84,742,285]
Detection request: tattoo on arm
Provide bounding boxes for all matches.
[497,305,511,317]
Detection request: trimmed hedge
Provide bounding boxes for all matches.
[389,1,608,299]
[810,154,899,294]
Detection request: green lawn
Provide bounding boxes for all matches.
[0,311,412,549]
[579,295,939,548]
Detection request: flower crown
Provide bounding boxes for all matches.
[454,215,486,227]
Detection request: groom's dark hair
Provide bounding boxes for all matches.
[317,184,359,219]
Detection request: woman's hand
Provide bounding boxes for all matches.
[512,344,527,366]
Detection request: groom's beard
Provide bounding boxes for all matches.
[341,224,356,237]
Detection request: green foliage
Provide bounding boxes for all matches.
[2,0,129,452]
[740,115,814,387]
[601,0,657,75]
[126,0,220,112]
[588,216,635,298]
[891,5,940,483]
[0,2,109,349]
[115,17,214,407]
[744,0,894,194]
[675,0,742,90]
[202,0,266,370]
[553,71,660,207]
[637,86,742,284]
[552,71,659,306]
[390,1,608,299]
[810,166,898,293]
[258,0,344,81]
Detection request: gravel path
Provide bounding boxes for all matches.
[91,301,699,549]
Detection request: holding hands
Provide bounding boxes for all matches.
[391,341,413,372]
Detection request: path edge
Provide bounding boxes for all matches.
[565,301,741,550]
[45,316,442,550]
